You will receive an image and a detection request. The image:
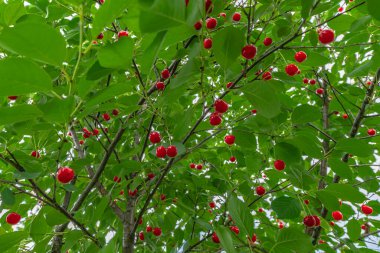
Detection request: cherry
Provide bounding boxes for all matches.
[230,226,240,235]
[329,221,335,226]
[83,131,91,139]
[242,45,257,60]
[79,140,84,145]
[209,202,216,208]
[118,30,129,38]
[309,79,316,85]
[113,176,121,183]
[212,232,220,243]
[196,164,203,170]
[205,0,213,13]
[153,227,162,236]
[258,208,264,213]
[189,163,196,169]
[232,12,241,22]
[6,212,21,225]
[274,160,285,171]
[112,109,119,116]
[367,129,376,136]
[203,38,213,49]
[338,6,344,12]
[214,99,229,113]
[251,109,257,114]
[224,135,235,145]
[102,113,110,121]
[206,18,217,29]
[367,81,372,85]
[156,81,165,91]
[138,218,143,225]
[316,88,324,95]
[166,145,178,157]
[194,20,202,30]
[160,194,166,201]
[147,173,155,180]
[229,156,236,162]
[146,226,152,232]
[209,112,222,126]
[313,215,321,226]
[250,234,257,243]
[318,29,335,44]
[156,146,166,158]
[57,167,75,184]
[278,222,284,229]
[8,96,18,100]
[161,69,170,79]
[226,82,233,89]
[149,131,161,144]
[294,51,307,63]
[304,199,310,205]
[263,37,272,46]
[99,0,104,4]
[332,211,343,221]
[303,215,317,227]
[342,113,348,119]
[97,33,104,40]
[256,186,266,196]
[139,232,144,240]
[361,204,373,215]
[285,64,299,76]
[262,71,272,80]
[361,224,366,230]
[303,78,309,84]
[219,13,226,18]
[92,129,100,135]
[319,240,326,244]
[185,0,189,6]
[31,151,40,158]
[119,190,124,195]
[128,189,137,197]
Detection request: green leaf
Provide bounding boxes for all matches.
[347,219,361,241]
[232,127,257,150]
[1,188,15,206]
[14,171,41,180]
[0,20,66,66]
[213,26,245,70]
[367,0,380,21]
[215,225,237,253]
[242,81,282,118]
[0,105,43,126]
[323,184,366,203]
[1,2,26,26]
[45,207,68,226]
[38,97,75,124]
[270,228,313,253]
[271,196,301,219]
[328,15,355,33]
[301,0,316,19]
[328,158,353,180]
[227,194,254,238]
[30,210,50,242]
[335,138,372,157]
[0,58,52,96]
[97,37,134,69]
[0,231,28,252]
[92,0,130,37]
[316,190,340,211]
[291,104,320,124]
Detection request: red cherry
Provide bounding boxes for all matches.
[112,109,119,116]
[31,151,40,158]
[6,212,21,225]
[278,222,284,229]
[8,96,18,100]
[309,79,316,85]
[102,113,110,121]
[342,113,348,119]
[303,78,309,84]
[119,190,124,195]
[118,30,129,38]
[367,81,373,85]
[313,215,321,226]
[83,131,91,139]
[209,202,216,208]
[224,135,235,145]
[196,164,203,170]
[214,99,229,113]
[242,45,257,60]
[251,109,257,114]
[147,173,155,180]
[361,205,373,215]
[128,189,137,197]
[262,71,272,80]
[258,208,264,213]
[361,224,367,230]
[149,131,161,144]
[161,69,170,79]
[79,140,84,145]
[97,33,104,40]
[205,0,213,13]
[285,64,299,76]
[57,167,75,184]
[153,227,162,236]
[113,176,121,183]
[206,18,217,29]
[232,12,241,22]
[274,160,285,171]
[92,129,100,136]
[160,194,166,201]
[219,12,226,18]
[367,129,376,136]
[99,0,104,4]
[226,82,233,89]
[146,226,152,232]
[250,234,257,243]
[318,29,335,44]
[156,146,166,158]
[294,51,307,63]
[330,221,335,226]
[190,163,196,169]
[139,232,144,240]
[138,218,143,224]
[303,215,316,227]
[256,186,266,196]
[316,88,324,95]
[166,145,178,157]
[185,0,189,6]
[156,81,165,91]
[304,199,310,205]
[194,20,202,30]
[230,226,240,235]
[209,112,222,126]
[203,38,213,49]
[338,6,344,12]
[229,156,236,162]
[332,211,343,221]
[263,37,272,46]
[319,240,325,244]
[212,232,220,243]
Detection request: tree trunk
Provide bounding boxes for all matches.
[122,197,136,253]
